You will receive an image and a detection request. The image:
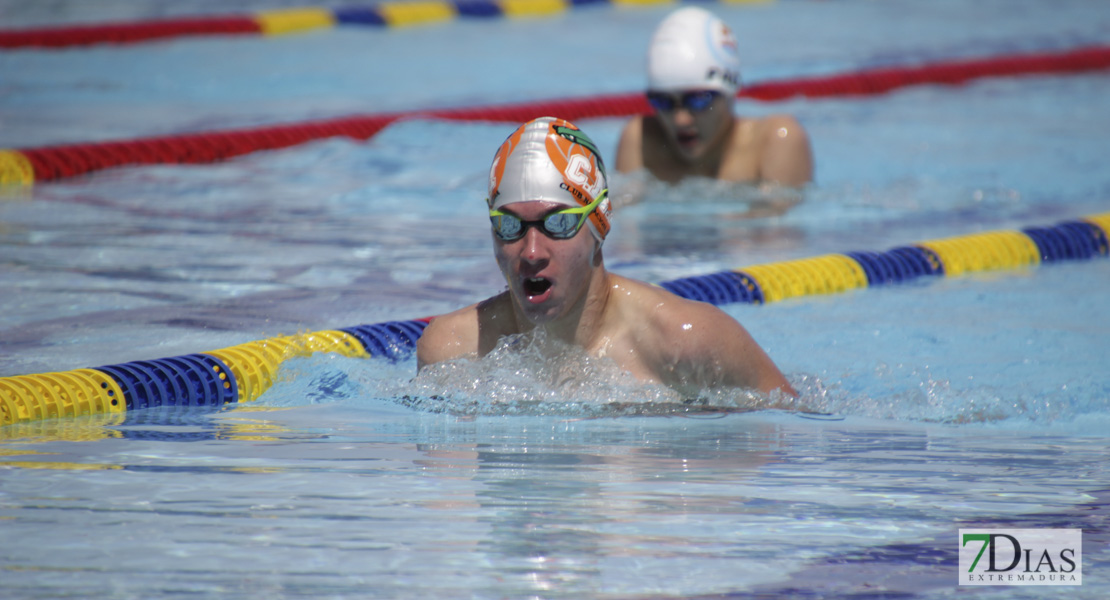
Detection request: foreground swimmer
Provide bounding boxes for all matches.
[615,6,813,186]
[417,116,796,397]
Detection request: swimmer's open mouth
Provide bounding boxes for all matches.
[676,130,699,147]
[523,277,552,297]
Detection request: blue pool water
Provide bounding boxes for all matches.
[2,1,1109,598]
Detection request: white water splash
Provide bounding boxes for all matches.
[378,329,803,417]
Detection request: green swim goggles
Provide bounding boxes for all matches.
[489,190,607,242]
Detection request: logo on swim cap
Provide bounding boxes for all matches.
[487,117,611,241]
[647,7,741,94]
[547,124,606,208]
[553,124,601,158]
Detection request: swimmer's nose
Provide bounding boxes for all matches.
[673,108,696,127]
[520,226,549,262]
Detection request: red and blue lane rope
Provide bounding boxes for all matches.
[0,212,1107,426]
[0,1,768,49]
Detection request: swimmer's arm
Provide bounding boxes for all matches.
[415,308,479,370]
[712,317,797,397]
[615,117,645,174]
[759,115,813,187]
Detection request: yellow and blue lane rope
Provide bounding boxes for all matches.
[224,0,773,34]
[0,0,776,50]
[662,214,1108,304]
[0,212,1106,427]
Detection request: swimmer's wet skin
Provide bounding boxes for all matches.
[416,117,797,399]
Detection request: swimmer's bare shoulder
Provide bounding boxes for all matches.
[753,114,813,186]
[609,274,796,396]
[417,292,520,369]
[416,303,480,370]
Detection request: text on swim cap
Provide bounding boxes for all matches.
[706,67,740,89]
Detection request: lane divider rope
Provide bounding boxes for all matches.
[2,44,1108,187]
[1,212,1106,427]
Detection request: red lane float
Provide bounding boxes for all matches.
[0,17,261,48]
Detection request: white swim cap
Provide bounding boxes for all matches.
[647,6,741,93]
[487,117,611,241]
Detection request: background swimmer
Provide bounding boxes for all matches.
[615,7,813,188]
[417,116,796,398]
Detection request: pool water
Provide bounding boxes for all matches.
[2,1,1109,598]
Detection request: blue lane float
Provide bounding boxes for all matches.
[0,212,1107,427]
[96,354,240,411]
[341,321,429,363]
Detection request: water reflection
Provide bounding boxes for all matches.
[414,418,782,598]
[610,175,808,262]
[0,405,310,470]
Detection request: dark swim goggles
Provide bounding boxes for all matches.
[646,90,721,113]
[489,190,608,242]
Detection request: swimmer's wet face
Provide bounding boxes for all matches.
[485,116,611,324]
[652,89,734,162]
[493,200,600,324]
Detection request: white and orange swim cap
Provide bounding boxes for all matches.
[647,6,741,94]
[487,117,612,242]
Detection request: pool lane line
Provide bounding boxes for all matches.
[0,212,1106,427]
[0,0,772,49]
[0,323,428,427]
[2,43,1108,188]
[665,214,1108,305]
